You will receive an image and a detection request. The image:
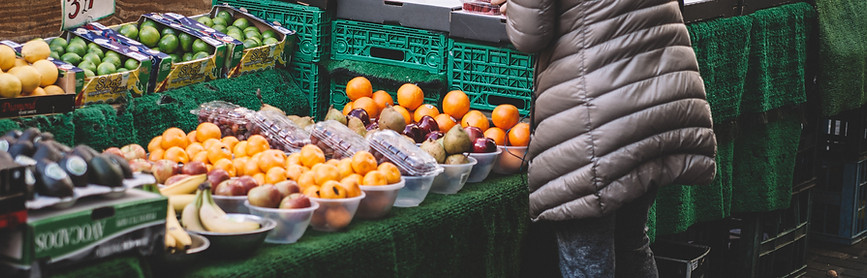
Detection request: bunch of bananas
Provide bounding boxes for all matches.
[181,183,260,233]
[165,204,192,253]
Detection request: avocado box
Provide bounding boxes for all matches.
[0,189,166,274]
[84,22,173,95]
[98,14,228,92]
[164,4,297,78]
[0,41,81,118]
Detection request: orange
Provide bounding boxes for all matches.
[202,138,221,150]
[362,170,388,186]
[492,104,520,130]
[258,149,286,173]
[147,136,163,153]
[297,171,317,191]
[313,163,340,185]
[434,114,458,133]
[392,105,412,125]
[244,157,263,176]
[352,96,379,118]
[286,152,301,167]
[187,130,198,144]
[341,174,363,188]
[442,90,470,119]
[233,141,248,158]
[508,123,531,146]
[164,146,189,164]
[351,151,377,176]
[484,127,508,146]
[461,110,490,131]
[221,136,239,150]
[339,178,362,198]
[397,83,424,110]
[192,151,209,164]
[342,102,354,116]
[233,157,249,176]
[253,173,266,186]
[326,159,340,167]
[413,104,440,123]
[299,144,325,168]
[148,149,164,161]
[161,127,188,149]
[377,162,402,184]
[285,164,307,181]
[185,142,204,157]
[196,122,222,142]
[265,167,288,184]
[212,158,236,177]
[207,142,232,165]
[303,185,320,198]
[372,90,394,109]
[346,76,372,101]
[337,158,354,179]
[245,135,270,156]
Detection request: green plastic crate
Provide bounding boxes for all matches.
[448,40,535,115]
[328,77,440,111]
[331,20,449,74]
[214,0,330,63]
[289,60,329,121]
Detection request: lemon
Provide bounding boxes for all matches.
[0,73,22,98]
[8,66,42,94]
[30,86,47,96]
[0,45,15,71]
[32,60,58,87]
[22,39,50,63]
[13,58,27,68]
[43,85,64,95]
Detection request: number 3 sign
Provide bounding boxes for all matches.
[62,0,115,30]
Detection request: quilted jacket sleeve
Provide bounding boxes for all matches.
[505,0,557,53]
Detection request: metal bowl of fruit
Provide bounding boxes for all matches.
[157,232,211,266]
[188,214,276,257]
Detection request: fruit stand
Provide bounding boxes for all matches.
[0,0,863,277]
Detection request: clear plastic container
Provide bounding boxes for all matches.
[367,130,440,176]
[430,156,477,195]
[310,120,370,159]
[357,178,405,219]
[212,195,249,214]
[247,110,311,153]
[394,170,442,207]
[461,0,501,15]
[191,101,255,140]
[308,192,366,232]
[492,146,528,174]
[466,148,502,183]
[244,200,318,244]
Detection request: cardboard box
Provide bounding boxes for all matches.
[335,0,461,32]
[84,22,173,95]
[166,5,297,78]
[448,11,509,44]
[0,189,166,273]
[0,41,81,118]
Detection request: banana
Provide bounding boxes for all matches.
[169,194,196,213]
[166,204,192,250]
[160,174,207,196]
[164,229,176,252]
[199,185,260,233]
[181,189,206,232]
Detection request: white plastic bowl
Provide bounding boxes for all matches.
[492,146,528,174]
[394,169,442,207]
[357,178,406,219]
[430,157,477,195]
[309,192,366,232]
[244,200,319,244]
[212,195,249,214]
[467,148,502,183]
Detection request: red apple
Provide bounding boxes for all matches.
[417,115,439,134]
[128,158,152,173]
[464,126,484,143]
[366,121,380,131]
[103,147,125,158]
[280,193,312,209]
[152,159,177,184]
[182,161,208,175]
[215,178,246,196]
[207,169,231,186]
[403,123,424,143]
[164,174,191,186]
[473,137,498,153]
[236,176,259,194]
[120,144,146,161]
[274,180,300,198]
[248,184,282,208]
[425,131,444,141]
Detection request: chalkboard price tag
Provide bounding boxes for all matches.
[61,0,115,30]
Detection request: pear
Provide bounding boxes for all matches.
[378,106,406,132]
[443,125,472,155]
[256,88,285,115]
[420,139,446,164]
[293,116,315,129]
[325,106,347,125]
[445,154,469,165]
[348,117,367,137]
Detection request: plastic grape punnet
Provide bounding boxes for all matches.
[366,130,441,176]
[461,0,501,15]
[247,110,311,153]
[311,120,370,159]
[192,101,255,140]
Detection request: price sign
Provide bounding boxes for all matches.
[61,0,115,30]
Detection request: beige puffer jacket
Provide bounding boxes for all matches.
[505,0,717,221]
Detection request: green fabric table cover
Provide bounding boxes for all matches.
[815,0,867,116]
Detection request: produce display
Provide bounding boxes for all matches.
[0,40,66,98]
[194,101,310,152]
[49,36,139,78]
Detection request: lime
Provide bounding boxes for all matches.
[103,55,122,69]
[87,42,101,52]
[161,28,176,37]
[49,38,68,49]
[182,52,193,62]
[192,39,213,54]
[78,60,96,73]
[88,47,105,59]
[104,50,121,62]
[119,24,139,40]
[69,37,86,48]
[141,20,159,31]
[243,39,259,48]
[227,32,244,42]
[196,16,213,27]
[243,26,260,34]
[82,68,95,78]
[263,37,279,45]
[232,18,250,30]
[139,26,161,48]
[82,52,101,66]
[216,11,233,25]
[193,51,210,60]
[168,53,181,63]
[50,52,60,60]
[226,26,241,34]
[60,53,82,65]
[212,24,227,34]
[124,58,139,70]
[212,17,228,27]
[65,43,87,57]
[245,31,262,41]
[96,62,116,76]
[261,30,277,40]
[246,35,262,46]
[178,33,193,53]
[50,44,66,55]
[158,34,179,54]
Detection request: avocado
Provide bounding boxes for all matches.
[49,141,72,153]
[35,158,74,198]
[59,155,89,187]
[0,135,16,152]
[40,132,54,142]
[105,153,133,179]
[18,128,42,143]
[33,141,63,162]
[89,154,124,187]
[4,129,22,139]
[72,144,99,163]
[8,141,34,158]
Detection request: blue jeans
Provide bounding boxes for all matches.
[553,189,659,278]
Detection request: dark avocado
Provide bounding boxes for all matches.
[34,158,74,198]
[49,140,72,153]
[4,129,22,139]
[8,141,34,158]
[0,135,16,152]
[33,141,63,162]
[89,154,124,187]
[72,145,98,163]
[59,155,89,187]
[18,128,42,143]
[105,153,133,179]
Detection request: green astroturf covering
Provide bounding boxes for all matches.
[15,113,75,147]
[815,0,867,116]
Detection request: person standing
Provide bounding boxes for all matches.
[498,0,718,277]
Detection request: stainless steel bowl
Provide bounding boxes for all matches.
[188,214,276,257]
[157,232,211,266]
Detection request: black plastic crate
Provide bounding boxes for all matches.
[818,106,867,160]
[653,240,711,278]
[812,158,867,245]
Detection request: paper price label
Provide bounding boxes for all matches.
[62,0,115,30]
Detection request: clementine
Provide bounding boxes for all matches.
[233,157,249,176]
[253,173,266,186]
[434,114,458,133]
[187,131,198,144]
[346,76,373,101]
[484,127,508,146]
[265,167,288,184]
[351,151,377,176]
[185,143,204,157]
[196,122,222,142]
[164,146,189,164]
[299,144,326,168]
[221,136,239,150]
[148,149,164,161]
[206,143,232,165]
[397,83,424,110]
[161,127,188,149]
[353,96,379,118]
[285,164,307,181]
[461,110,490,131]
[442,90,470,119]
[233,141,248,158]
[413,104,440,123]
[192,151,209,164]
[212,158,236,177]
[508,123,531,146]
[342,102,354,116]
[362,170,387,186]
[258,149,286,173]
[372,90,394,109]
[147,136,163,153]
[492,104,520,130]
[313,163,340,185]
[245,135,270,156]
[377,162,402,184]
